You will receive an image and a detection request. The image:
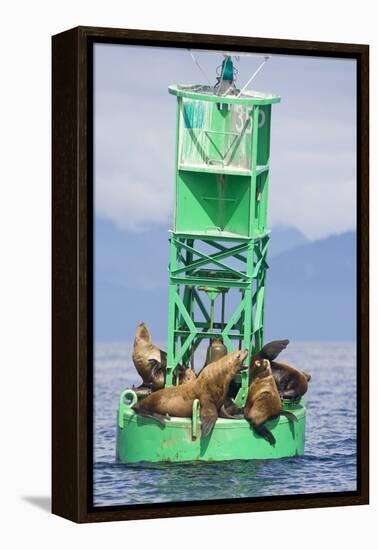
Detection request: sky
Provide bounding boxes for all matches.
[94,43,356,241]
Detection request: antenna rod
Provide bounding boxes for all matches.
[188,50,212,86]
[237,56,270,97]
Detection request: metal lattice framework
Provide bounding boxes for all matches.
[166,233,269,405]
[165,82,280,408]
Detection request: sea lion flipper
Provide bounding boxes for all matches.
[260,339,290,361]
[134,409,168,426]
[201,416,217,437]
[254,424,276,445]
[148,358,166,386]
[219,404,244,419]
[200,402,218,437]
[132,384,152,398]
[280,410,298,423]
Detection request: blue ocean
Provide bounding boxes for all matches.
[93,341,356,506]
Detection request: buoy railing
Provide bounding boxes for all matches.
[118,389,137,429]
[192,399,200,440]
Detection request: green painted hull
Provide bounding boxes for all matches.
[116,397,306,463]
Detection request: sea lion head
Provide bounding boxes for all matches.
[250,358,272,379]
[198,348,248,382]
[220,348,249,376]
[205,337,228,366]
[212,337,226,348]
[134,322,152,347]
[237,348,249,365]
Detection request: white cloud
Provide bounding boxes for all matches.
[269,178,356,240]
[94,46,357,239]
[94,91,174,231]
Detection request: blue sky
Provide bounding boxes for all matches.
[93,44,356,342]
[94,43,356,241]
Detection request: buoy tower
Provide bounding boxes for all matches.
[165,57,280,408]
[116,56,306,463]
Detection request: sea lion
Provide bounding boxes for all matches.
[244,359,297,445]
[133,349,248,437]
[132,384,152,399]
[227,339,290,400]
[204,337,228,366]
[271,361,311,400]
[197,348,248,435]
[149,358,196,389]
[219,397,244,419]
[132,322,165,389]
[248,339,290,373]
[132,322,195,390]
[195,337,228,377]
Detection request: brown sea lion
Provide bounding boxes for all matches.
[244,359,297,445]
[132,384,152,399]
[248,339,290,374]
[227,339,290,400]
[197,348,248,435]
[195,337,228,377]
[271,361,311,400]
[149,358,197,389]
[132,322,195,390]
[219,397,244,419]
[132,322,165,389]
[204,337,228,366]
[133,349,248,437]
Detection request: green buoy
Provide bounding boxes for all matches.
[116,59,306,463]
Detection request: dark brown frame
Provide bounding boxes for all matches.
[52,26,369,523]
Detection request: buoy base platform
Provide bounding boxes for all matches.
[116,390,306,463]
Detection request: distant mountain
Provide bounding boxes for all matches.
[94,218,356,341]
[95,218,169,340]
[95,280,168,342]
[95,219,308,287]
[268,225,308,258]
[264,231,356,341]
[95,218,170,291]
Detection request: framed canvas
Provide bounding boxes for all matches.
[52,26,369,523]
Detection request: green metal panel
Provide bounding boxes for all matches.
[168,85,281,106]
[256,104,272,166]
[174,98,274,240]
[166,234,270,380]
[176,171,252,237]
[179,99,253,173]
[116,396,305,463]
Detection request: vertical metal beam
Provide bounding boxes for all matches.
[166,238,178,387]
[166,97,273,405]
[249,105,260,237]
[181,239,194,368]
[238,239,254,403]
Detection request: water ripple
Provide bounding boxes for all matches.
[94,341,357,506]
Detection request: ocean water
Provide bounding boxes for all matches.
[93,342,357,507]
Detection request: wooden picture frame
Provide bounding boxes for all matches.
[52,26,369,523]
